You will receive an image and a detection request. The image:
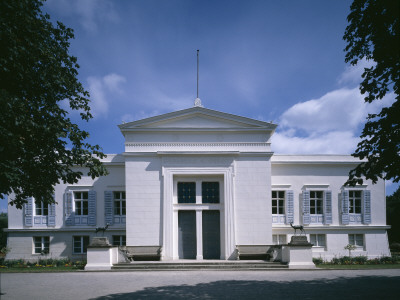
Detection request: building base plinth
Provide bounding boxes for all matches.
[282,236,316,269]
[85,237,116,271]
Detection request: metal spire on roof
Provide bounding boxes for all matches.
[194,49,203,107]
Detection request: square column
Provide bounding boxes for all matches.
[196,210,203,260]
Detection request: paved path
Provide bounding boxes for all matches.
[1,269,400,299]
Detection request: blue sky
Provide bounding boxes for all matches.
[2,0,398,212]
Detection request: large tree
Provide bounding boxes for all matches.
[387,186,400,244]
[343,0,400,185]
[0,0,108,208]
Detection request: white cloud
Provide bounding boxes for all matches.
[272,65,395,154]
[143,88,192,112]
[87,77,108,118]
[337,59,376,87]
[280,88,365,133]
[103,73,126,93]
[272,130,359,154]
[87,73,126,118]
[120,114,134,124]
[46,0,119,32]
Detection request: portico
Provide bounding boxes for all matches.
[119,106,276,260]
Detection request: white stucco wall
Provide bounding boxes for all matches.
[235,156,272,245]
[125,155,162,246]
[6,230,126,261]
[271,155,386,226]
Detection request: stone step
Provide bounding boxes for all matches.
[112,261,288,270]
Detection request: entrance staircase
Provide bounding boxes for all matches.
[111,260,288,271]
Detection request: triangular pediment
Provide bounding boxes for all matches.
[119,107,276,131]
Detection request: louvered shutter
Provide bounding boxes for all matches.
[48,194,56,226]
[363,190,371,224]
[88,190,96,226]
[104,191,114,225]
[341,190,349,225]
[302,190,310,225]
[285,190,294,224]
[24,197,33,227]
[65,192,74,226]
[324,190,332,224]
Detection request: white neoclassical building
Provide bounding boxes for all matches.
[6,105,391,261]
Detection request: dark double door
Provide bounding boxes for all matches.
[178,210,220,259]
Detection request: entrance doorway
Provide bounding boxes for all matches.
[202,210,220,259]
[174,176,223,260]
[178,211,196,259]
[177,210,221,259]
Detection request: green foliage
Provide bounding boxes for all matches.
[312,257,324,265]
[0,0,108,208]
[343,0,400,185]
[387,187,400,244]
[0,258,86,269]
[314,255,399,265]
[344,244,357,251]
[0,214,7,250]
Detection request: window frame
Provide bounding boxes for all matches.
[309,191,324,215]
[112,235,126,246]
[33,236,50,254]
[349,190,362,214]
[73,236,90,254]
[74,191,89,216]
[272,191,285,215]
[310,234,326,248]
[175,177,223,206]
[348,234,364,249]
[34,200,48,216]
[272,234,287,245]
[177,182,197,204]
[113,191,126,216]
[202,181,220,204]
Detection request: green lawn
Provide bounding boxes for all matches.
[0,265,84,273]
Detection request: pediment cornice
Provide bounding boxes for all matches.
[118,107,277,132]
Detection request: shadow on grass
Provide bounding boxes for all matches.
[90,276,400,299]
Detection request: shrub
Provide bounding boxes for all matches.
[313,257,324,265]
[0,258,87,269]
[352,256,368,265]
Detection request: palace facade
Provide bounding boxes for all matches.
[6,105,390,261]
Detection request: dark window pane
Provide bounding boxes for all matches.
[83,236,90,253]
[114,201,120,215]
[83,201,88,215]
[202,182,220,203]
[278,200,285,214]
[73,237,81,253]
[178,182,196,204]
[122,201,126,215]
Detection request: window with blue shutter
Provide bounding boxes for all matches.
[48,194,56,226]
[113,191,126,224]
[324,190,332,224]
[341,190,350,225]
[65,192,74,226]
[88,190,96,226]
[286,190,294,224]
[104,191,114,225]
[24,197,33,227]
[363,190,371,224]
[302,190,310,225]
[272,190,286,223]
